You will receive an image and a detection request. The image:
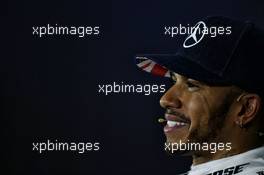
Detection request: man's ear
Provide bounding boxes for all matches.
[236,94,261,126]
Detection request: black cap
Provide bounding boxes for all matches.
[135,16,264,95]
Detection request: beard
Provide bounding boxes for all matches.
[187,88,238,147]
[164,87,241,156]
[164,100,232,156]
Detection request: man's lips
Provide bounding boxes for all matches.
[165,113,191,123]
[163,112,191,133]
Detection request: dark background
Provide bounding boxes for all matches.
[4,0,264,174]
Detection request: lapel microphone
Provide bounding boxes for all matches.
[158,118,167,123]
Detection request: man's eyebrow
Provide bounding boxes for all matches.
[187,78,206,85]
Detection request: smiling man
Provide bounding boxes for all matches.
[135,16,264,175]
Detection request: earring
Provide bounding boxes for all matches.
[236,120,243,128]
[239,120,243,128]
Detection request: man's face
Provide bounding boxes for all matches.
[160,72,239,151]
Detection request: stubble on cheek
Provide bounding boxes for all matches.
[186,93,212,143]
[187,89,235,144]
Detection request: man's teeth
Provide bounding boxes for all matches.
[167,120,186,127]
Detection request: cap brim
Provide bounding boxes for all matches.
[135,54,229,85]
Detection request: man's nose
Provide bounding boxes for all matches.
[160,85,182,109]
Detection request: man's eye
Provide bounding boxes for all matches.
[170,72,177,84]
[187,82,200,91]
[171,78,177,84]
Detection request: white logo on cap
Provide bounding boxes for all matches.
[183,21,207,48]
